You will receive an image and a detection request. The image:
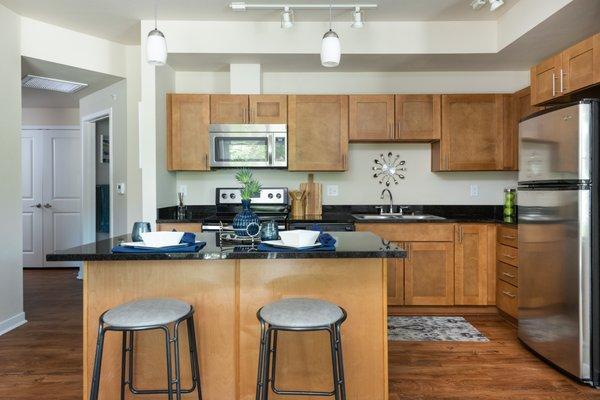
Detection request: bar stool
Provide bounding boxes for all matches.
[255,298,347,400]
[89,298,203,400]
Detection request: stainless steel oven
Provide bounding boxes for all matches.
[209,124,287,168]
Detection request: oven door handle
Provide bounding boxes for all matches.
[268,134,274,166]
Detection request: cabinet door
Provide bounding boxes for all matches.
[436,94,505,171]
[404,241,454,306]
[210,95,248,123]
[288,95,349,171]
[530,55,561,105]
[387,244,405,306]
[395,95,441,141]
[249,95,287,124]
[167,94,210,171]
[349,95,394,141]
[562,35,598,94]
[454,224,489,305]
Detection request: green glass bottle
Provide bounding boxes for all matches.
[503,188,516,223]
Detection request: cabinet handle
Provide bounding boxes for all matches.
[205,153,208,168]
[561,69,567,93]
[552,72,556,97]
[502,291,516,299]
[503,254,516,259]
[502,235,516,239]
[406,242,411,260]
[502,272,516,278]
[458,226,463,243]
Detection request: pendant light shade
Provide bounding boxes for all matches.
[147,29,167,65]
[321,30,341,67]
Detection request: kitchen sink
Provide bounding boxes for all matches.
[352,214,445,221]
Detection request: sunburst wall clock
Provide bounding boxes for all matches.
[372,152,406,186]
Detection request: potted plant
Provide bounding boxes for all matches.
[233,169,262,236]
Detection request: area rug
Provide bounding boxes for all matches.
[388,316,489,342]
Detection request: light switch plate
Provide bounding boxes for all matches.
[470,184,479,197]
[326,185,339,197]
[116,183,126,195]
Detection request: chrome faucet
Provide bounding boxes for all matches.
[380,189,394,214]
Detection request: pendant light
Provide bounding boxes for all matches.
[146,4,167,66]
[320,3,341,68]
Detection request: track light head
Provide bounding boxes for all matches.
[489,0,504,11]
[281,6,294,29]
[470,0,487,10]
[351,7,364,29]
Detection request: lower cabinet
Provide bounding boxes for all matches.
[404,241,455,305]
[387,249,404,306]
[454,224,493,305]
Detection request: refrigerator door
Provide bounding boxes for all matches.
[518,187,591,380]
[519,103,591,184]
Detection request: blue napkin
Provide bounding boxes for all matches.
[257,231,337,252]
[112,232,205,253]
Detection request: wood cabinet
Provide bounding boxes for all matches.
[508,87,543,170]
[249,95,287,124]
[210,94,248,123]
[531,33,600,106]
[288,95,348,171]
[387,251,404,306]
[210,95,287,124]
[167,94,210,171]
[454,224,490,305]
[404,241,455,306]
[395,95,441,141]
[156,222,202,232]
[349,95,395,141]
[432,94,509,171]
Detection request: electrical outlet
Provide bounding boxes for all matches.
[116,183,126,195]
[326,185,339,197]
[179,185,188,196]
[470,184,479,197]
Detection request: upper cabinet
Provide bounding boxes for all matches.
[210,94,287,124]
[167,94,210,171]
[288,95,349,171]
[531,33,600,106]
[249,95,287,124]
[395,95,441,141]
[349,95,395,141]
[432,94,510,171]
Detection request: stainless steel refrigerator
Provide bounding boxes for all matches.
[518,99,599,386]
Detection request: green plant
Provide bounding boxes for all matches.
[235,168,262,200]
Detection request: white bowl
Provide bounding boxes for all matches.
[140,231,184,248]
[278,230,320,248]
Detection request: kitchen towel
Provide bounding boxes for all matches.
[112,232,205,253]
[257,232,337,252]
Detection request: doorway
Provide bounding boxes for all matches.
[94,117,111,241]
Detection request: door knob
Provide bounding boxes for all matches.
[30,203,42,208]
[43,203,52,208]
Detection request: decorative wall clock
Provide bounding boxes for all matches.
[372,152,406,186]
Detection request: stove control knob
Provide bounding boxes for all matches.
[230,193,236,199]
[268,193,274,199]
[221,193,227,199]
[276,193,282,199]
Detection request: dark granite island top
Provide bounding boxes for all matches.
[46,231,406,261]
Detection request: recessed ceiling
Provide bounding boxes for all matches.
[21,57,123,108]
[0,0,518,45]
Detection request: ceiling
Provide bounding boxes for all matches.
[0,0,517,45]
[21,57,123,108]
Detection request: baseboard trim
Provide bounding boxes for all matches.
[0,312,27,336]
[388,305,499,316]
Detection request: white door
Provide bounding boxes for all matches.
[42,130,82,267]
[21,131,44,267]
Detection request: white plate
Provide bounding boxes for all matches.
[261,240,323,250]
[120,242,187,249]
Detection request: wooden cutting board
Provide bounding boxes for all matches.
[300,174,322,217]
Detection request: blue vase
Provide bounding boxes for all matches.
[233,199,261,237]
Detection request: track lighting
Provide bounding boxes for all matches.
[471,0,504,11]
[351,7,364,29]
[489,0,504,11]
[146,4,167,65]
[281,6,294,29]
[321,4,341,67]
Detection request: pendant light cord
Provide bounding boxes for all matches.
[329,2,332,30]
[154,2,157,30]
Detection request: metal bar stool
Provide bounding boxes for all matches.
[255,298,347,400]
[89,298,203,400]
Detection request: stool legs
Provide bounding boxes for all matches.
[90,323,106,400]
[186,315,203,400]
[334,323,347,398]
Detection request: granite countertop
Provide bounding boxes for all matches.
[46,231,406,262]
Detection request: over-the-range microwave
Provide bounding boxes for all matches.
[209,124,287,168]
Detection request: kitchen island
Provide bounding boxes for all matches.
[48,231,405,400]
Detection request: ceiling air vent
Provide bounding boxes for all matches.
[21,74,88,93]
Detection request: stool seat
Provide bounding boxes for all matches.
[259,298,344,328]
[103,298,191,328]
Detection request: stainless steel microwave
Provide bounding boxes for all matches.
[209,124,287,168]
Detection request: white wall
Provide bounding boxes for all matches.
[79,79,128,236]
[0,4,25,334]
[155,64,177,208]
[125,45,143,228]
[173,70,526,206]
[22,107,79,126]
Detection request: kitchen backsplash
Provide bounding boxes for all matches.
[175,143,517,206]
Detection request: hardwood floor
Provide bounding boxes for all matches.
[1,270,599,399]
